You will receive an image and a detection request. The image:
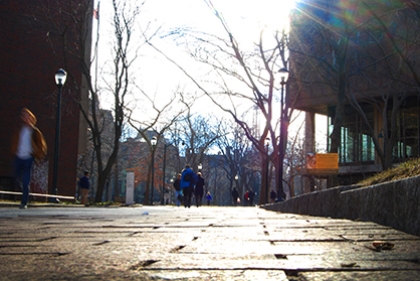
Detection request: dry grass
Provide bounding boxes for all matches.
[358,158,420,186]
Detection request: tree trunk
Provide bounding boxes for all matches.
[258,152,269,205]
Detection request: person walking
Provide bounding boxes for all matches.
[78,171,91,206]
[173,173,182,207]
[194,172,205,207]
[270,188,277,203]
[180,165,197,208]
[205,191,212,206]
[243,190,249,206]
[12,108,47,209]
[231,187,239,206]
[248,190,255,206]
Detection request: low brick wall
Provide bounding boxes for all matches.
[262,176,420,237]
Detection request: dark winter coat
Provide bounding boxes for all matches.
[195,176,205,197]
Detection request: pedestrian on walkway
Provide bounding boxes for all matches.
[194,172,205,207]
[248,190,255,206]
[173,173,182,207]
[243,190,249,206]
[180,165,197,208]
[205,191,212,206]
[12,108,47,209]
[231,187,239,206]
[270,188,277,203]
[78,171,90,206]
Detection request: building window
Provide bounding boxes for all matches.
[328,105,375,165]
[390,100,420,160]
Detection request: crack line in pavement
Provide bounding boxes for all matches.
[269,239,349,242]
[127,231,141,236]
[0,244,39,248]
[129,259,159,270]
[405,259,420,264]
[170,245,186,253]
[37,236,57,242]
[274,254,288,259]
[92,240,111,246]
[0,252,70,256]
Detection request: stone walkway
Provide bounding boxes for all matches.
[0,205,419,280]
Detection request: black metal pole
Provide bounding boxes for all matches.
[52,84,62,201]
[265,144,269,203]
[161,145,167,205]
[277,80,286,200]
[150,148,155,205]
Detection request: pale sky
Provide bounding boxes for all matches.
[92,0,319,142]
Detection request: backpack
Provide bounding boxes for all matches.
[32,127,47,160]
[183,173,192,182]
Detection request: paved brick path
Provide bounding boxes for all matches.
[0,205,419,280]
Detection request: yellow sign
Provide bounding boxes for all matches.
[306,153,338,170]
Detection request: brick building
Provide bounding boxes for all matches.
[0,1,91,198]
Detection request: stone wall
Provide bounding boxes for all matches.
[262,176,420,237]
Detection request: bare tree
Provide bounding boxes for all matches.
[167,111,223,169]
[44,0,148,202]
[355,1,420,168]
[164,112,224,203]
[215,119,261,204]
[126,90,191,205]
[146,2,291,204]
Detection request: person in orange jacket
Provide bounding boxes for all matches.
[11,108,47,209]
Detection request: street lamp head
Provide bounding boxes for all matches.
[55,68,67,86]
[198,163,202,170]
[265,137,270,147]
[278,67,289,84]
[151,136,157,146]
[235,174,239,181]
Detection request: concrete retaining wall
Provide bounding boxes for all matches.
[262,176,420,237]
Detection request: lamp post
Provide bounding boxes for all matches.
[234,174,239,205]
[161,142,173,205]
[277,67,289,201]
[150,136,157,205]
[170,178,174,205]
[265,137,270,203]
[52,69,67,201]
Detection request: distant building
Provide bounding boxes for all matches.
[0,1,92,197]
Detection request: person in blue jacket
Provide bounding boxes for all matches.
[180,164,198,208]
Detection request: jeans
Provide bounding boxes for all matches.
[175,190,181,207]
[182,187,192,208]
[14,156,34,206]
[195,193,203,207]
